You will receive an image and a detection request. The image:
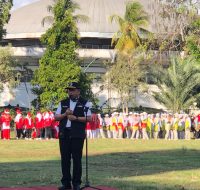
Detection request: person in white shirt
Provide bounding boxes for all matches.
[55,82,92,190]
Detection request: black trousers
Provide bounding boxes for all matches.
[26,129,32,138]
[16,129,24,139]
[45,126,52,139]
[59,129,84,187]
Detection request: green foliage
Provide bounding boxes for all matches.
[42,0,89,26]
[2,139,200,189]
[150,0,198,52]
[0,0,12,40]
[152,58,200,112]
[110,1,148,53]
[0,1,17,91]
[105,51,144,111]
[32,0,92,108]
[108,1,149,111]
[125,1,148,26]
[185,34,200,62]
[0,46,18,91]
[185,17,200,62]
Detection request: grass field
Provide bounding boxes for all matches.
[1,137,200,190]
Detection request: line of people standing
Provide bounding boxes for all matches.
[1,107,200,141]
[0,108,59,140]
[85,112,200,140]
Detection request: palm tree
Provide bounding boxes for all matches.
[108,1,149,112]
[153,58,200,113]
[110,1,148,53]
[41,0,88,26]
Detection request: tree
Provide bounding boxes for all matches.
[32,0,92,108]
[149,0,199,52]
[0,46,18,91]
[0,1,18,92]
[107,1,149,112]
[104,51,144,113]
[0,0,12,41]
[41,0,88,26]
[152,58,200,113]
[110,1,148,53]
[185,17,200,62]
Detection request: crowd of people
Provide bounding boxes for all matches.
[0,107,200,140]
[86,112,200,140]
[0,108,59,140]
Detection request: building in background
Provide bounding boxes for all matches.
[1,0,180,110]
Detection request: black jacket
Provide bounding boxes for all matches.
[58,97,88,138]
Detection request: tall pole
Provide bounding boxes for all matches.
[81,58,101,190]
[84,58,99,73]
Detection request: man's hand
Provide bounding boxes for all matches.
[55,109,74,121]
[64,109,73,117]
[67,114,77,121]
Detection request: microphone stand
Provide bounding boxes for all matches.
[81,106,101,190]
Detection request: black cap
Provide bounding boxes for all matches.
[66,82,80,89]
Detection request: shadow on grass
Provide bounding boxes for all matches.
[1,148,200,189]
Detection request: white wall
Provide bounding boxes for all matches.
[0,82,165,110]
[91,82,166,110]
[0,83,36,108]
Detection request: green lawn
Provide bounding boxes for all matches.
[1,138,200,190]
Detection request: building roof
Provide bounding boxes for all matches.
[5,0,156,39]
[5,0,52,39]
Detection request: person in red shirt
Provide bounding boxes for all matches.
[52,120,59,139]
[14,109,24,139]
[35,111,43,139]
[90,113,98,138]
[32,128,37,139]
[43,111,53,140]
[97,113,105,138]
[85,121,92,138]
[198,114,200,125]
[117,112,125,139]
[140,112,149,140]
[1,108,12,140]
[24,112,34,140]
[0,113,2,139]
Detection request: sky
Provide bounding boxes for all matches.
[13,0,38,10]
[11,0,200,16]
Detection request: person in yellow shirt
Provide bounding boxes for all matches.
[184,114,191,140]
[130,113,140,139]
[117,112,124,139]
[172,113,179,140]
[177,114,185,139]
[104,114,110,138]
[110,112,118,139]
[161,113,167,138]
[153,113,161,139]
[165,114,173,140]
[147,114,153,139]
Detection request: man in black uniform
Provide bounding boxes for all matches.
[55,82,92,190]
